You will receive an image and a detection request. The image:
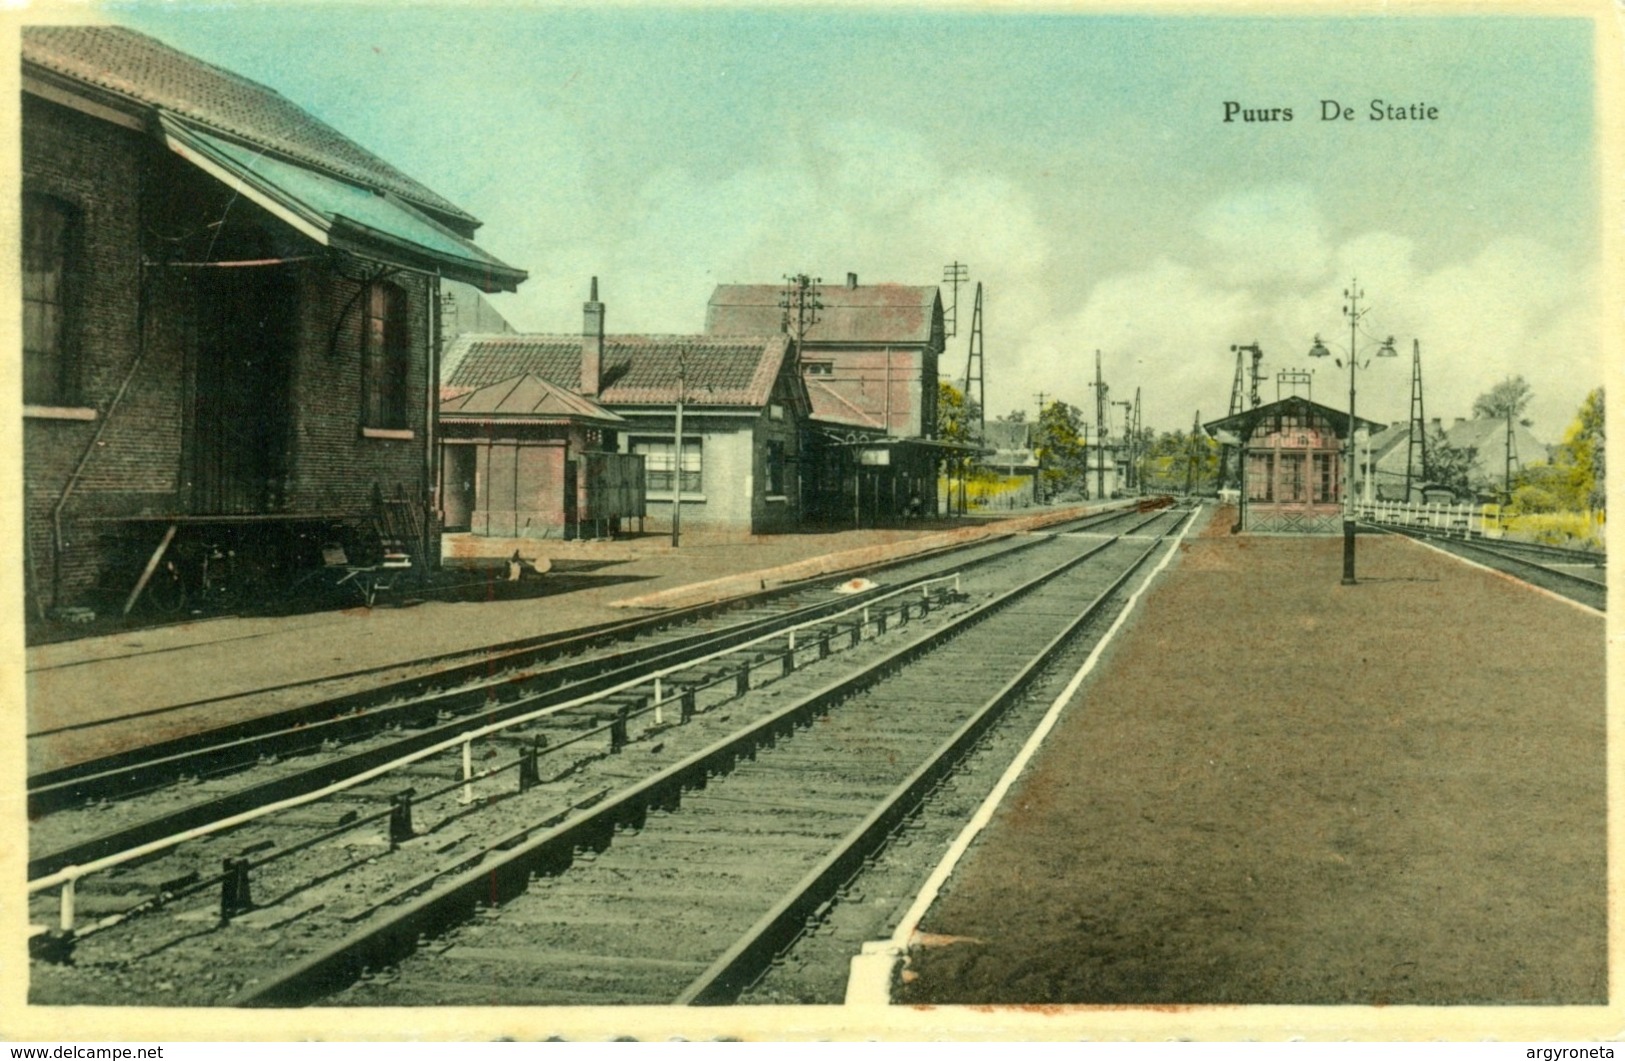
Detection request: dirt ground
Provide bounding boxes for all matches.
[900,517,1607,1005]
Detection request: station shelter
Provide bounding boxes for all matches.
[1204,396,1382,533]
[439,374,643,540]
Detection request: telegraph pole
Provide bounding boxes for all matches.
[942,261,969,338]
[962,282,985,442]
[778,274,823,370]
[1090,351,1108,499]
[671,348,686,548]
[1405,339,1426,502]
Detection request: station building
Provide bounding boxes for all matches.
[444,283,806,537]
[1204,396,1381,533]
[706,275,971,526]
[21,26,526,617]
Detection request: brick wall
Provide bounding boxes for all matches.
[22,91,440,613]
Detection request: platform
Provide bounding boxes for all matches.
[24,508,1097,776]
[895,510,1607,1007]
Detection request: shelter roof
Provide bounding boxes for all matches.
[1203,395,1384,441]
[445,334,794,408]
[440,374,625,425]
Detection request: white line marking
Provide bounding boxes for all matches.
[843,506,1202,1005]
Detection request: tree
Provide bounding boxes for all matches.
[1471,375,1534,425]
[1513,387,1604,513]
[1561,387,1604,511]
[1004,409,1027,423]
[936,381,981,443]
[1423,435,1477,498]
[1032,400,1087,491]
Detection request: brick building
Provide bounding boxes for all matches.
[21,26,525,617]
[445,283,805,536]
[706,275,960,526]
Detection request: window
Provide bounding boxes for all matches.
[1279,454,1306,502]
[765,440,786,495]
[362,282,410,429]
[1315,453,1336,502]
[23,194,77,406]
[1248,453,1274,502]
[633,437,702,494]
[804,362,834,376]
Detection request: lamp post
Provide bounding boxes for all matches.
[1308,279,1397,585]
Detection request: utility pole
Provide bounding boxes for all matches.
[1405,339,1426,503]
[1090,351,1108,499]
[1185,409,1203,496]
[671,348,686,548]
[1504,404,1518,502]
[942,261,969,338]
[962,282,985,442]
[1130,388,1142,493]
[778,274,823,370]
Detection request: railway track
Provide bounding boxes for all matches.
[28,502,1186,1006]
[28,505,1160,872]
[1376,523,1605,611]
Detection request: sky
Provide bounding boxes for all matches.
[97,3,1605,441]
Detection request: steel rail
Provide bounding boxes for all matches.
[1379,524,1606,604]
[28,572,967,898]
[676,514,1187,1004]
[227,526,1149,1007]
[30,504,1140,808]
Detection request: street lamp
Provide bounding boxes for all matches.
[1308,279,1398,585]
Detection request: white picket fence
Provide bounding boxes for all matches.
[1359,499,1497,538]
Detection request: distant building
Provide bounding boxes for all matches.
[1356,416,1549,501]
[446,283,805,535]
[21,26,525,614]
[438,374,641,539]
[1205,397,1381,533]
[707,274,970,525]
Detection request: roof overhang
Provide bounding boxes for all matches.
[159,114,527,293]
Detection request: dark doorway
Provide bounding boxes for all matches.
[443,444,476,531]
[189,227,294,514]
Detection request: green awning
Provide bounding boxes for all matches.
[160,114,527,292]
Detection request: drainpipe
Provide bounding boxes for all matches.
[51,172,152,611]
[422,270,441,582]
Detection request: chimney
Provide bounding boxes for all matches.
[582,277,604,397]
[1429,417,1442,432]
[1454,417,1465,426]
[846,272,858,289]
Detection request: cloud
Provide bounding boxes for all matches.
[992,189,1599,444]
[491,117,1055,341]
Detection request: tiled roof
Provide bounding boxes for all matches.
[706,283,942,346]
[440,373,625,424]
[22,25,478,230]
[444,334,793,408]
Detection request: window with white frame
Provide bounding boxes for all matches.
[633,437,702,493]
